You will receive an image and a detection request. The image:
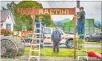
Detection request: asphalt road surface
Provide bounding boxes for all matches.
[24,43,102,49]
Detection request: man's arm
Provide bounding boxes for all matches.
[76,12,85,19]
[59,32,61,41]
[77,15,80,19]
[79,12,85,19]
[74,15,79,25]
[51,31,54,41]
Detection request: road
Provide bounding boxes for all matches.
[24,43,102,49]
[45,43,101,49]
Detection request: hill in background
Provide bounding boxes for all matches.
[54,18,71,27]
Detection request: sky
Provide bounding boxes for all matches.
[39,1,76,21]
[39,1,102,21]
[0,0,102,21]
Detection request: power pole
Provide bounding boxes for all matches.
[77,0,80,8]
[74,0,80,59]
[100,1,102,32]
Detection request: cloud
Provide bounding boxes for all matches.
[46,1,101,21]
[1,1,101,21]
[39,1,76,21]
[80,2,101,21]
[38,1,50,8]
[51,15,74,21]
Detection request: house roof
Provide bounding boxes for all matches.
[0,10,15,24]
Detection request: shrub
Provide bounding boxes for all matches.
[0,28,13,36]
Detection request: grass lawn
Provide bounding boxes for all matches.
[86,42,102,45]
[24,47,101,57]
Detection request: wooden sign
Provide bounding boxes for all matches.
[17,8,75,15]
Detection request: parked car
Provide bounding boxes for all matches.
[85,32,102,42]
[44,27,68,43]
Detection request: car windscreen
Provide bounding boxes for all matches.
[96,33,102,35]
[100,33,102,35]
[59,30,64,35]
[44,28,51,34]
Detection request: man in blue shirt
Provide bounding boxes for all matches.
[51,27,61,53]
[35,19,44,33]
[77,7,85,39]
[35,18,45,48]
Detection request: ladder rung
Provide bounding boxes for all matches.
[33,37,43,38]
[29,56,40,58]
[35,39,42,40]
[35,28,41,29]
[31,50,40,51]
[77,50,87,52]
[31,43,44,45]
[40,52,45,54]
[40,43,44,44]
[35,38,42,39]
[31,44,40,45]
[34,33,42,34]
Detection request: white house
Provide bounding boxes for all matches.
[0,10,15,31]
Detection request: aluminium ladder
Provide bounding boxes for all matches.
[77,38,88,61]
[28,22,45,61]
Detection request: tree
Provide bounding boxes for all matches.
[2,7,6,10]
[6,1,16,14]
[98,23,101,28]
[13,1,55,31]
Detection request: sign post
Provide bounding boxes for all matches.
[31,15,35,54]
[74,14,77,59]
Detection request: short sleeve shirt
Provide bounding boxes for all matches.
[78,11,85,22]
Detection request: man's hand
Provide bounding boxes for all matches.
[74,15,80,19]
[76,15,80,19]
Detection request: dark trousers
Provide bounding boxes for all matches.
[53,41,59,53]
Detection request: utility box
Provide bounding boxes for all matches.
[63,19,95,35]
[85,19,95,35]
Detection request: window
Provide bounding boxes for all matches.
[44,28,51,34]
[59,30,63,35]
[22,26,26,31]
[8,16,9,19]
[96,33,102,35]
[0,24,3,28]
[6,24,11,30]
[100,33,102,35]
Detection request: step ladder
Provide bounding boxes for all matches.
[28,22,45,61]
[77,38,88,61]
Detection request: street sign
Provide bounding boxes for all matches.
[17,8,75,15]
[21,31,33,38]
